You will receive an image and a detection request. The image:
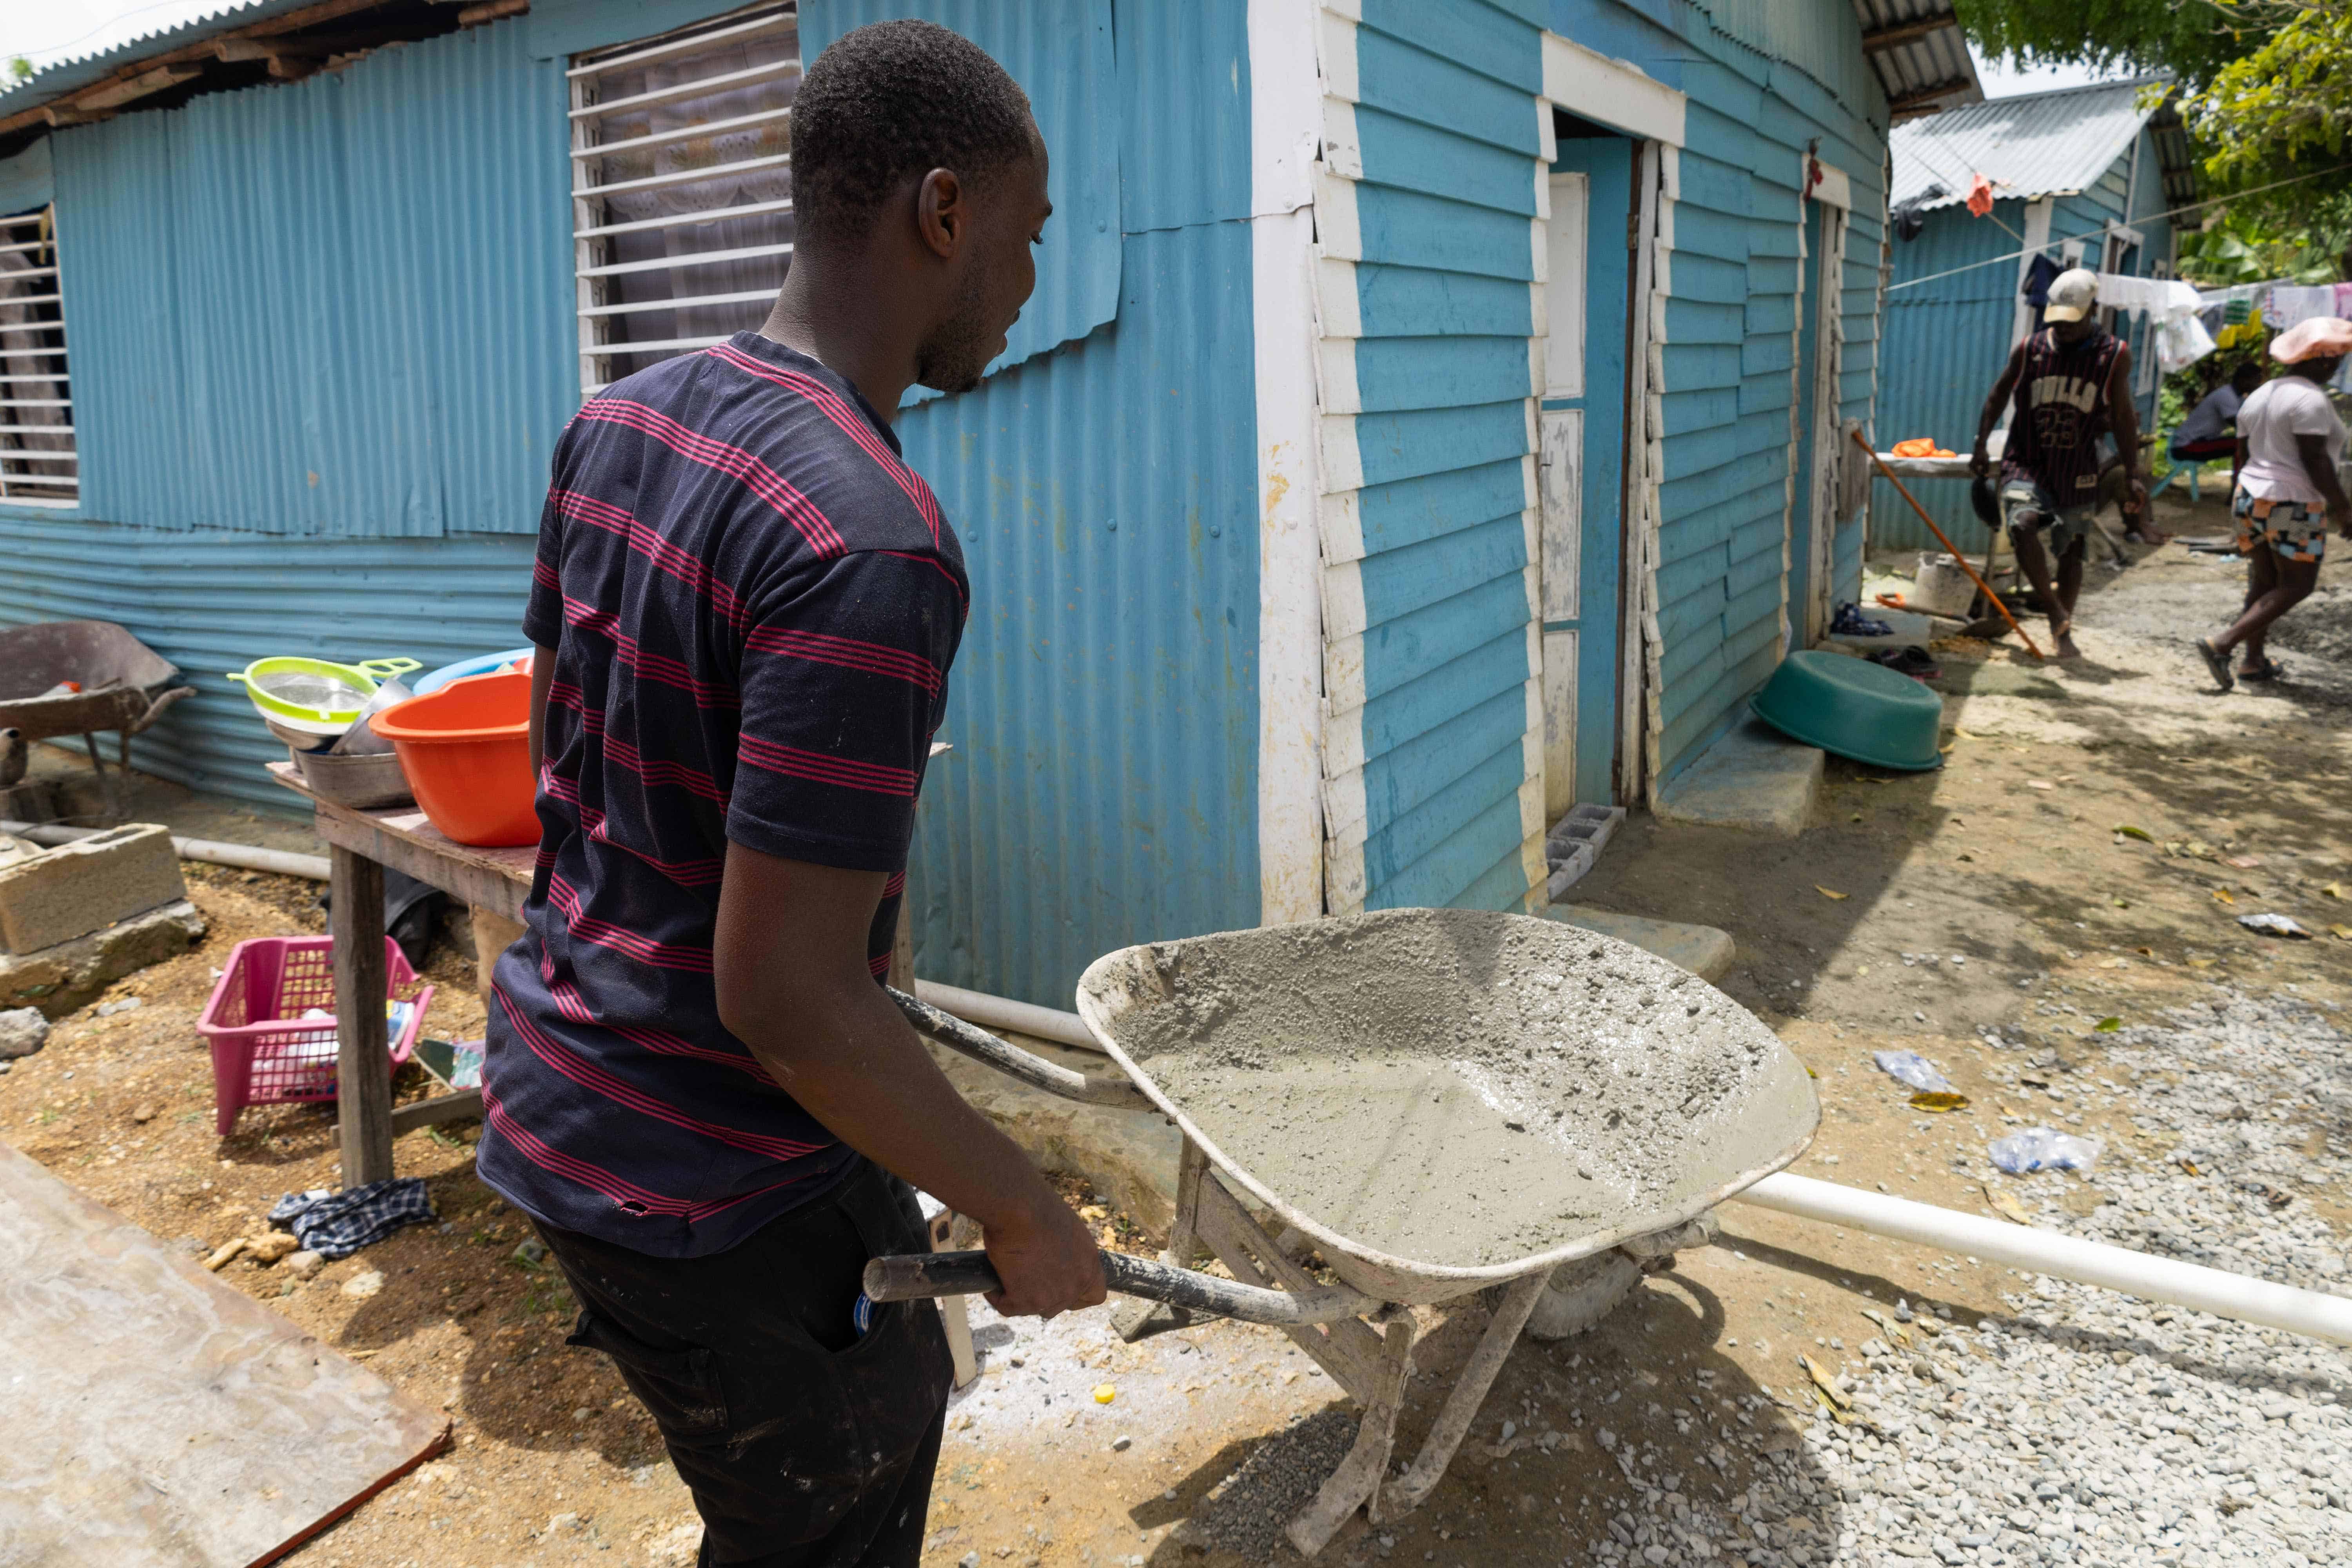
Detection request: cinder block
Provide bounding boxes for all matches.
[0,824,187,956]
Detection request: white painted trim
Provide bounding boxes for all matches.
[1316,336,1360,415]
[1312,256,1361,339]
[1250,0,1326,927]
[1318,413,1364,493]
[1318,486,1364,564]
[1539,31,1685,147]
[1809,158,1853,210]
[1321,96,1363,180]
[1316,9,1359,103]
[1627,140,1666,808]
[1313,170,1361,259]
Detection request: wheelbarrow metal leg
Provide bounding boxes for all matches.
[1286,1308,1417,1558]
[1379,1270,1549,1516]
[1190,1167,1386,1404]
[1115,1140,1211,1343]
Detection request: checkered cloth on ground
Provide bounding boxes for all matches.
[269,1177,434,1259]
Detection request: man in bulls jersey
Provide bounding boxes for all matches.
[1969,269,2147,659]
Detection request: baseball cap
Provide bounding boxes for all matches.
[2042,268,2098,323]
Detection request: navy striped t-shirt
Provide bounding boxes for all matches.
[477,332,966,1259]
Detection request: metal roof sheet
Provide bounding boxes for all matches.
[0,0,305,125]
[1847,0,1980,119]
[1891,76,2183,211]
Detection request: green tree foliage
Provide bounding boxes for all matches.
[1955,0,2275,87]
[2190,0,2352,180]
[2175,203,2348,283]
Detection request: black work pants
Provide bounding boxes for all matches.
[537,1162,953,1567]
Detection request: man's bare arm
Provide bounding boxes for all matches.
[1972,342,2026,475]
[713,843,1106,1318]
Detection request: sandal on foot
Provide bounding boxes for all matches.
[2194,637,2234,691]
[2238,655,2285,682]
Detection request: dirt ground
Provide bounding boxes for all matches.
[4,485,2347,1566]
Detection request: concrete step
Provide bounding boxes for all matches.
[1539,904,1736,983]
[1653,715,1822,838]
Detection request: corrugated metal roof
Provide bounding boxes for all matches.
[1847,0,1980,120]
[0,0,307,123]
[1891,77,2176,209]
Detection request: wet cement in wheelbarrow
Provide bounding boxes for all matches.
[1101,909,1811,1270]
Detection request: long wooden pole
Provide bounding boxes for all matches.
[1851,430,2044,659]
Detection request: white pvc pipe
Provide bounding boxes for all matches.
[1,819,331,881]
[1732,1171,2352,1348]
[914,979,1100,1053]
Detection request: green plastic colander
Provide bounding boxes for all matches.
[227,656,420,736]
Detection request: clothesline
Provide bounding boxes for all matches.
[1884,163,2352,293]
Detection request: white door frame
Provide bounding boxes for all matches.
[1787,157,1850,650]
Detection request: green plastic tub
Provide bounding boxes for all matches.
[1749,649,1943,771]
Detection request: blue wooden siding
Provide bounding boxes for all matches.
[1327,0,1546,919]
[1626,31,1889,777]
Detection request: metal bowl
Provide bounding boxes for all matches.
[1749,649,1944,771]
[291,746,414,809]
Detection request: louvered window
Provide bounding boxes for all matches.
[0,206,74,506]
[570,3,800,397]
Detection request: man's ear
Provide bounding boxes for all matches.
[915,168,965,261]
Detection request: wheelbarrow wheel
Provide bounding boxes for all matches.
[1523,1250,1642,1341]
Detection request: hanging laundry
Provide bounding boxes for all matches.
[2157,310,2218,375]
[2268,285,2336,329]
[2216,307,2267,350]
[1966,174,1995,217]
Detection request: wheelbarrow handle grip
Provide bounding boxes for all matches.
[862,1248,1381,1328]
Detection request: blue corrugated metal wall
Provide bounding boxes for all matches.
[800,0,1126,397]
[799,0,1262,1006]
[1322,0,1548,919]
[1,0,1263,1016]
[0,519,536,806]
[50,19,575,537]
[1578,0,1888,777]
[1874,125,2172,553]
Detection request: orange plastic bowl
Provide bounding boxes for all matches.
[370,670,539,847]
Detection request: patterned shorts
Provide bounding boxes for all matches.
[2234,492,2327,563]
[1999,479,2096,558]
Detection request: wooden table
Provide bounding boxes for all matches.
[269,762,528,1186]
[269,743,940,1188]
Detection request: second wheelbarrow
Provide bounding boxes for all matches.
[869,907,1818,1555]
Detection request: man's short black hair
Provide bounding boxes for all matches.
[793,20,1036,247]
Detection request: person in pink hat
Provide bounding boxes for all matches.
[2193,316,2352,689]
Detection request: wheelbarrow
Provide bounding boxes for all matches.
[0,620,195,818]
[867,907,1819,1555]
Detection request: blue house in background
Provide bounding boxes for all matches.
[0,0,1959,1007]
[1875,79,2196,551]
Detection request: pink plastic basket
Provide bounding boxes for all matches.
[198,935,434,1136]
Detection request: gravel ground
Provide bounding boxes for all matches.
[1579,990,2352,1568]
